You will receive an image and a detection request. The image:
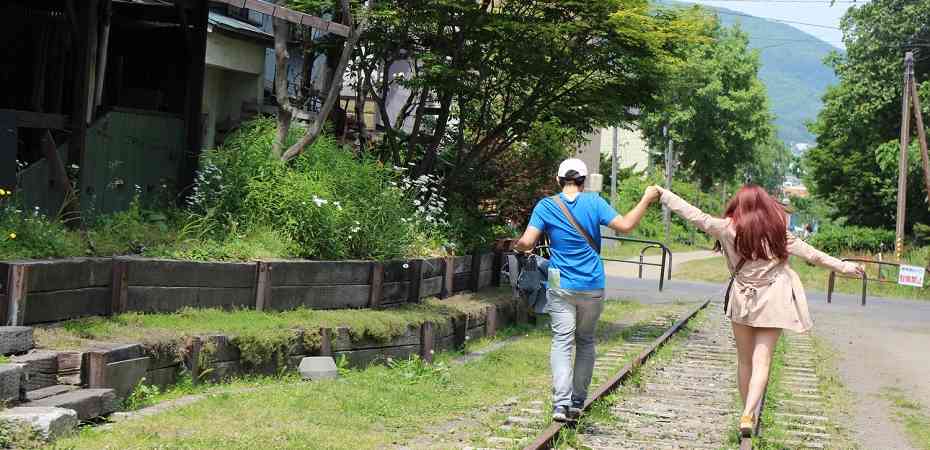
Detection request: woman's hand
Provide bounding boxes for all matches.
[845,262,866,278]
[643,185,662,203]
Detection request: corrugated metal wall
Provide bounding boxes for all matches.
[20,108,185,217]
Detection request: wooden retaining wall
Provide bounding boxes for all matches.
[76,298,528,398]
[1,253,505,326]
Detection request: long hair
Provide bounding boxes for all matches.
[721,185,788,261]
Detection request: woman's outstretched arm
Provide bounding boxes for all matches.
[786,232,865,277]
[654,186,731,240]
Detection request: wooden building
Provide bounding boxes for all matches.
[0,0,345,216]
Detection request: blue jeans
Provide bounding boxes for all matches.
[546,288,604,408]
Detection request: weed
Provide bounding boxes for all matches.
[123,378,161,410]
[882,387,930,450]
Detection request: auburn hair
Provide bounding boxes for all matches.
[723,185,788,261]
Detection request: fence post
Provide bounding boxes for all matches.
[469,253,482,292]
[81,350,108,388]
[188,337,203,385]
[407,259,423,302]
[827,272,835,304]
[369,262,384,308]
[485,305,497,336]
[110,259,128,316]
[319,328,333,357]
[507,254,520,300]
[491,250,503,287]
[254,261,272,312]
[420,322,435,363]
[441,257,454,299]
[5,264,28,326]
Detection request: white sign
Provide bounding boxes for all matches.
[898,265,926,287]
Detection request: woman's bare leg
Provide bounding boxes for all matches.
[731,321,755,405]
[741,327,782,417]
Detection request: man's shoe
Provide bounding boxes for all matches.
[552,405,573,422]
[569,403,584,420]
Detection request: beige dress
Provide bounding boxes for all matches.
[659,188,860,333]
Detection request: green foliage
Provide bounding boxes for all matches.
[0,419,44,449]
[613,171,725,246]
[640,10,777,188]
[807,0,930,229]
[0,192,85,260]
[386,354,452,386]
[913,223,930,246]
[807,224,895,254]
[189,118,434,260]
[87,195,179,256]
[124,378,161,411]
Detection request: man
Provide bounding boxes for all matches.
[512,158,659,422]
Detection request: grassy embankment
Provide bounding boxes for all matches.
[41,297,690,449]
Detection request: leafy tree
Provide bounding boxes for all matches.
[349,0,703,182]
[639,10,776,189]
[806,0,930,229]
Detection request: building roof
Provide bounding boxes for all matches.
[208,11,273,43]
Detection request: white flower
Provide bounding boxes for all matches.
[69,164,79,170]
[312,196,328,207]
[413,200,421,206]
[402,263,410,269]
[354,221,360,225]
[350,226,361,233]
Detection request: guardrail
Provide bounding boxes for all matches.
[827,257,913,306]
[601,236,672,291]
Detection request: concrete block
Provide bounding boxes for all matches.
[0,363,25,403]
[28,388,117,420]
[105,357,151,399]
[0,407,78,441]
[0,326,33,355]
[25,384,79,402]
[298,357,338,381]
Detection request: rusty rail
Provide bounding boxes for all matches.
[827,257,922,306]
[522,298,710,450]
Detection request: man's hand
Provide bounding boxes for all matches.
[643,185,662,203]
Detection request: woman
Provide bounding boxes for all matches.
[654,184,864,436]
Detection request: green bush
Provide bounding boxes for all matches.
[913,223,930,246]
[807,224,895,254]
[0,191,85,260]
[190,118,437,260]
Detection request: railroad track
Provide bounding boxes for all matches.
[770,333,831,449]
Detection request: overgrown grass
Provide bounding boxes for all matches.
[50,300,682,450]
[676,254,930,301]
[882,387,930,450]
[810,335,860,449]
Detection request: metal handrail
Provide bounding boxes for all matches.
[826,257,922,306]
[601,236,673,291]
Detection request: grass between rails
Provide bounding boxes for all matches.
[736,336,789,449]
[48,300,682,450]
[881,387,930,450]
[554,308,709,449]
[810,335,860,449]
[676,255,930,301]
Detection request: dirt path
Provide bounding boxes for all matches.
[810,298,930,450]
[603,250,718,280]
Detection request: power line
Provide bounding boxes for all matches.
[713,10,842,30]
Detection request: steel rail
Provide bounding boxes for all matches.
[522,298,711,450]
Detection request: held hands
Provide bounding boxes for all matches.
[847,262,866,278]
[643,185,662,204]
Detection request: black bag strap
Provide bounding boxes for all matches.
[724,257,748,314]
[551,195,600,254]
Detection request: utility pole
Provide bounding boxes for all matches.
[896,52,913,259]
[611,127,619,207]
[663,126,674,243]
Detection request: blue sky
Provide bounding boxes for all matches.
[684,0,870,49]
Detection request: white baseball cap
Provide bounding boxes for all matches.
[557,158,588,178]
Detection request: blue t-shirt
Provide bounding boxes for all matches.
[528,192,619,291]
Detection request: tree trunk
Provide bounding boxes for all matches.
[281,0,366,162]
[272,16,293,158]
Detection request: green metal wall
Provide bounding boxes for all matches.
[80,108,184,215]
[20,108,185,217]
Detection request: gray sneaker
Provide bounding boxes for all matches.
[552,405,572,422]
[569,403,584,420]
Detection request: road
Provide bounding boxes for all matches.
[605,270,930,449]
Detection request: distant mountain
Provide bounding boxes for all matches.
[672,3,841,146]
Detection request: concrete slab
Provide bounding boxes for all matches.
[0,363,25,403]
[0,406,78,441]
[0,326,33,355]
[28,388,117,420]
[298,356,338,381]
